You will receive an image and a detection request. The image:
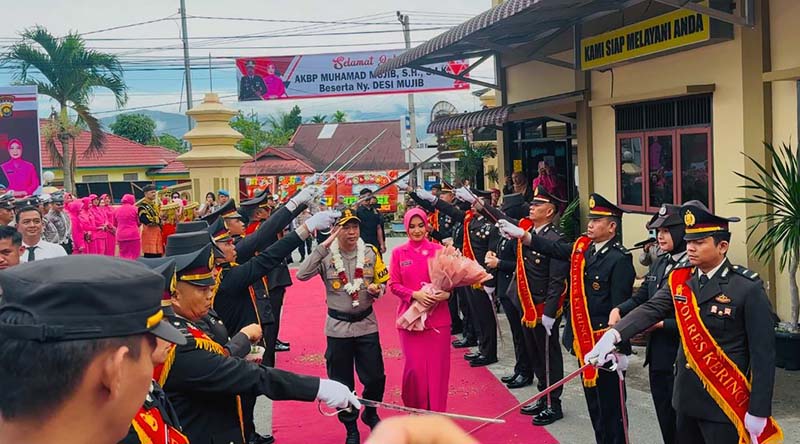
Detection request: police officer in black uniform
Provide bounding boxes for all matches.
[418,187,497,366]
[609,204,685,443]
[499,193,635,444]
[587,201,780,444]
[481,193,535,389]
[160,222,360,444]
[239,60,267,101]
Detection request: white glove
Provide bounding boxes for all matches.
[484,286,495,298]
[316,378,362,410]
[608,352,629,373]
[455,187,476,204]
[415,188,436,203]
[303,210,341,233]
[304,173,321,186]
[497,219,525,239]
[395,179,409,191]
[745,413,767,443]
[583,329,621,367]
[541,315,555,336]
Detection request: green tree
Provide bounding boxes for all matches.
[110,113,157,145]
[264,106,303,146]
[332,110,347,123]
[230,111,270,155]
[310,114,327,124]
[452,139,495,185]
[156,133,185,153]
[2,26,127,193]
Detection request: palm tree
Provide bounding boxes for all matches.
[310,114,327,124]
[2,26,127,193]
[734,142,800,328]
[332,110,347,123]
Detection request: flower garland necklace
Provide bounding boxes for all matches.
[331,238,366,307]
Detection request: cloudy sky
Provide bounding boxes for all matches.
[1,0,496,138]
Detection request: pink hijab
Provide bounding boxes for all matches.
[403,207,435,252]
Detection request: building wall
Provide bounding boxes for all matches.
[768,0,800,321]
[506,55,576,104]
[589,33,748,275]
[44,167,154,182]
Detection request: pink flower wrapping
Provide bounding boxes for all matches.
[397,245,493,331]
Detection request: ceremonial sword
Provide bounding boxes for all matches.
[319,398,505,424]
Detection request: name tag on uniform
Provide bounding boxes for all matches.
[400,260,412,267]
[646,275,657,282]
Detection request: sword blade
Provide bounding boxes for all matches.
[467,362,593,435]
[358,398,505,424]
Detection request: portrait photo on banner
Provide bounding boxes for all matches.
[0,86,43,197]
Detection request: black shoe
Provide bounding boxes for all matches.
[277,339,291,347]
[500,373,519,384]
[463,352,480,361]
[532,406,563,426]
[275,342,290,352]
[452,338,478,348]
[361,408,380,430]
[344,421,360,444]
[520,398,547,416]
[506,374,533,389]
[249,433,275,444]
[469,355,498,367]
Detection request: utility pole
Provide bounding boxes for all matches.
[397,11,420,186]
[180,0,194,130]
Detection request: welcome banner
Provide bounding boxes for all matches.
[236,50,469,102]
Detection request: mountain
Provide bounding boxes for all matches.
[100,110,189,138]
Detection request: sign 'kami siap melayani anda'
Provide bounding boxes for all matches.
[580,2,732,71]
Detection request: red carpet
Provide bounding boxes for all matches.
[272,270,558,443]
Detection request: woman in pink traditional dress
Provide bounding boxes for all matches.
[114,194,141,260]
[88,194,107,255]
[66,200,86,254]
[2,138,40,196]
[389,207,451,411]
[100,194,116,256]
[261,62,287,99]
[79,198,95,254]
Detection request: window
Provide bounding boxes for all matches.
[615,95,712,212]
[122,173,139,181]
[82,174,108,183]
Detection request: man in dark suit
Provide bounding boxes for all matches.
[586,201,782,444]
[608,204,685,443]
[499,193,635,444]
[239,60,267,101]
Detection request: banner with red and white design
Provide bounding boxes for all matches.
[235,50,469,102]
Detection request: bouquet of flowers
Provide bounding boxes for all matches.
[397,245,493,331]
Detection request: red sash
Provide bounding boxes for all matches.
[515,218,541,327]
[462,210,475,260]
[245,221,260,235]
[428,210,440,244]
[569,235,604,387]
[131,404,189,444]
[670,268,784,443]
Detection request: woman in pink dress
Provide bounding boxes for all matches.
[114,194,141,260]
[100,194,116,256]
[89,194,107,255]
[389,207,451,411]
[80,197,97,254]
[2,138,40,196]
[262,62,287,99]
[66,200,86,254]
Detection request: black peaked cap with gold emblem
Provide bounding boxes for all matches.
[201,198,242,225]
[167,242,215,287]
[166,231,211,257]
[531,185,566,207]
[337,208,361,226]
[137,257,177,308]
[681,200,740,241]
[0,256,185,344]
[175,220,209,234]
[649,204,683,229]
[587,193,625,219]
[207,217,233,243]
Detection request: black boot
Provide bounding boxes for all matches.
[361,407,380,430]
[344,421,360,444]
[532,405,563,425]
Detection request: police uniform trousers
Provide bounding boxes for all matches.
[583,368,627,444]
[675,412,738,444]
[326,332,386,423]
[464,286,497,359]
[455,286,477,342]
[650,367,676,444]
[498,293,532,379]
[264,286,286,362]
[448,295,464,334]
[523,317,563,405]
